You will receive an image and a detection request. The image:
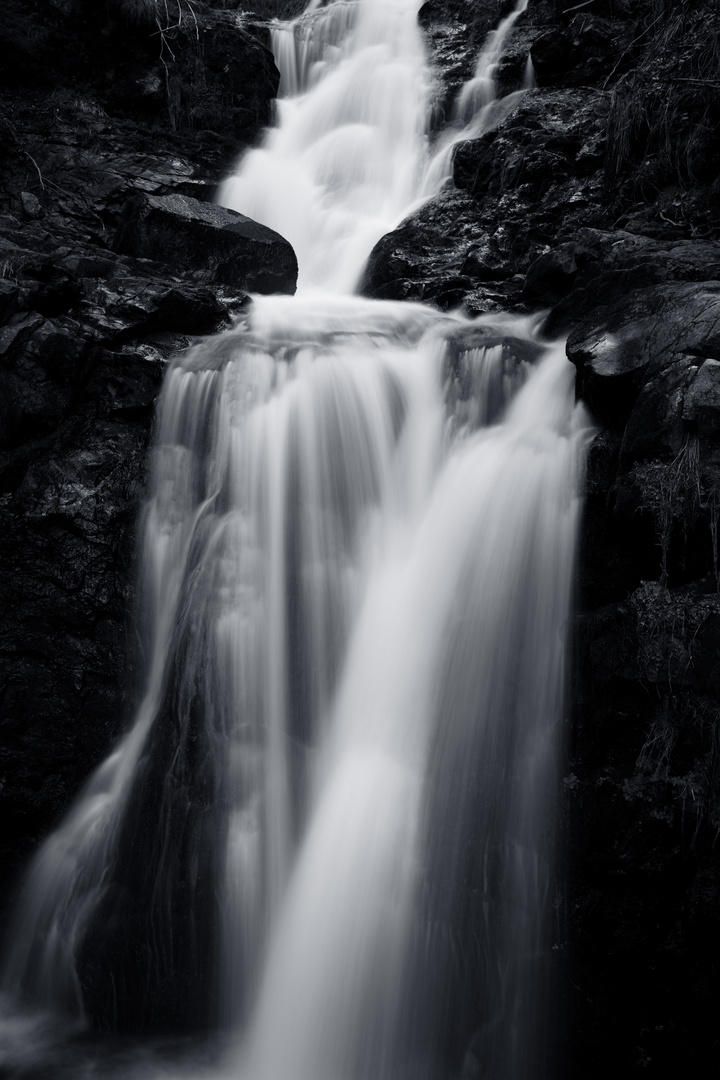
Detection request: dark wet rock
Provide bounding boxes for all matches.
[82,276,236,342]
[419,0,516,124]
[521,241,576,304]
[360,188,530,313]
[545,231,720,336]
[0,409,154,851]
[453,88,610,200]
[114,192,298,294]
[361,190,478,307]
[566,282,720,430]
[530,15,623,88]
[363,88,611,315]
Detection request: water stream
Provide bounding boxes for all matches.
[0,2,590,1078]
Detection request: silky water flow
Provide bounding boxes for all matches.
[0,2,591,1078]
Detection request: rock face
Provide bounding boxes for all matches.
[115,192,298,293]
[566,281,720,429]
[361,88,612,312]
[0,0,296,909]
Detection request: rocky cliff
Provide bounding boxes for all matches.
[1,0,719,1077]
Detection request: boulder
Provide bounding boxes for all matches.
[545,231,720,335]
[360,189,523,312]
[114,192,298,295]
[521,241,577,304]
[566,282,720,428]
[453,89,609,200]
[362,89,611,316]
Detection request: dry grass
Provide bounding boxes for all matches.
[110,0,199,28]
[605,0,720,192]
[632,437,701,588]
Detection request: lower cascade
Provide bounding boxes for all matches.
[0,2,592,1079]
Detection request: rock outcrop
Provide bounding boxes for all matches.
[115,192,298,293]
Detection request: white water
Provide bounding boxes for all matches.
[419,0,533,197]
[0,3,591,1080]
[220,0,431,293]
[220,0,533,288]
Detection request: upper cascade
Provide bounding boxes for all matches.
[219,0,431,294]
[219,0,532,293]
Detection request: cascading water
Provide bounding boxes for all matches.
[0,2,591,1079]
[220,0,431,293]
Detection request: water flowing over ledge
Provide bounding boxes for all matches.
[0,3,591,1079]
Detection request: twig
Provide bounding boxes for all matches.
[184,0,199,40]
[21,150,45,189]
[563,0,595,13]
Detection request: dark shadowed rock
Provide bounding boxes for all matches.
[453,89,609,200]
[522,241,577,304]
[619,358,695,462]
[114,192,298,295]
[682,360,720,437]
[530,16,622,88]
[545,231,720,336]
[362,88,611,315]
[566,282,720,428]
[530,28,572,83]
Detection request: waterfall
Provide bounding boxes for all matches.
[0,2,591,1079]
[220,0,431,293]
